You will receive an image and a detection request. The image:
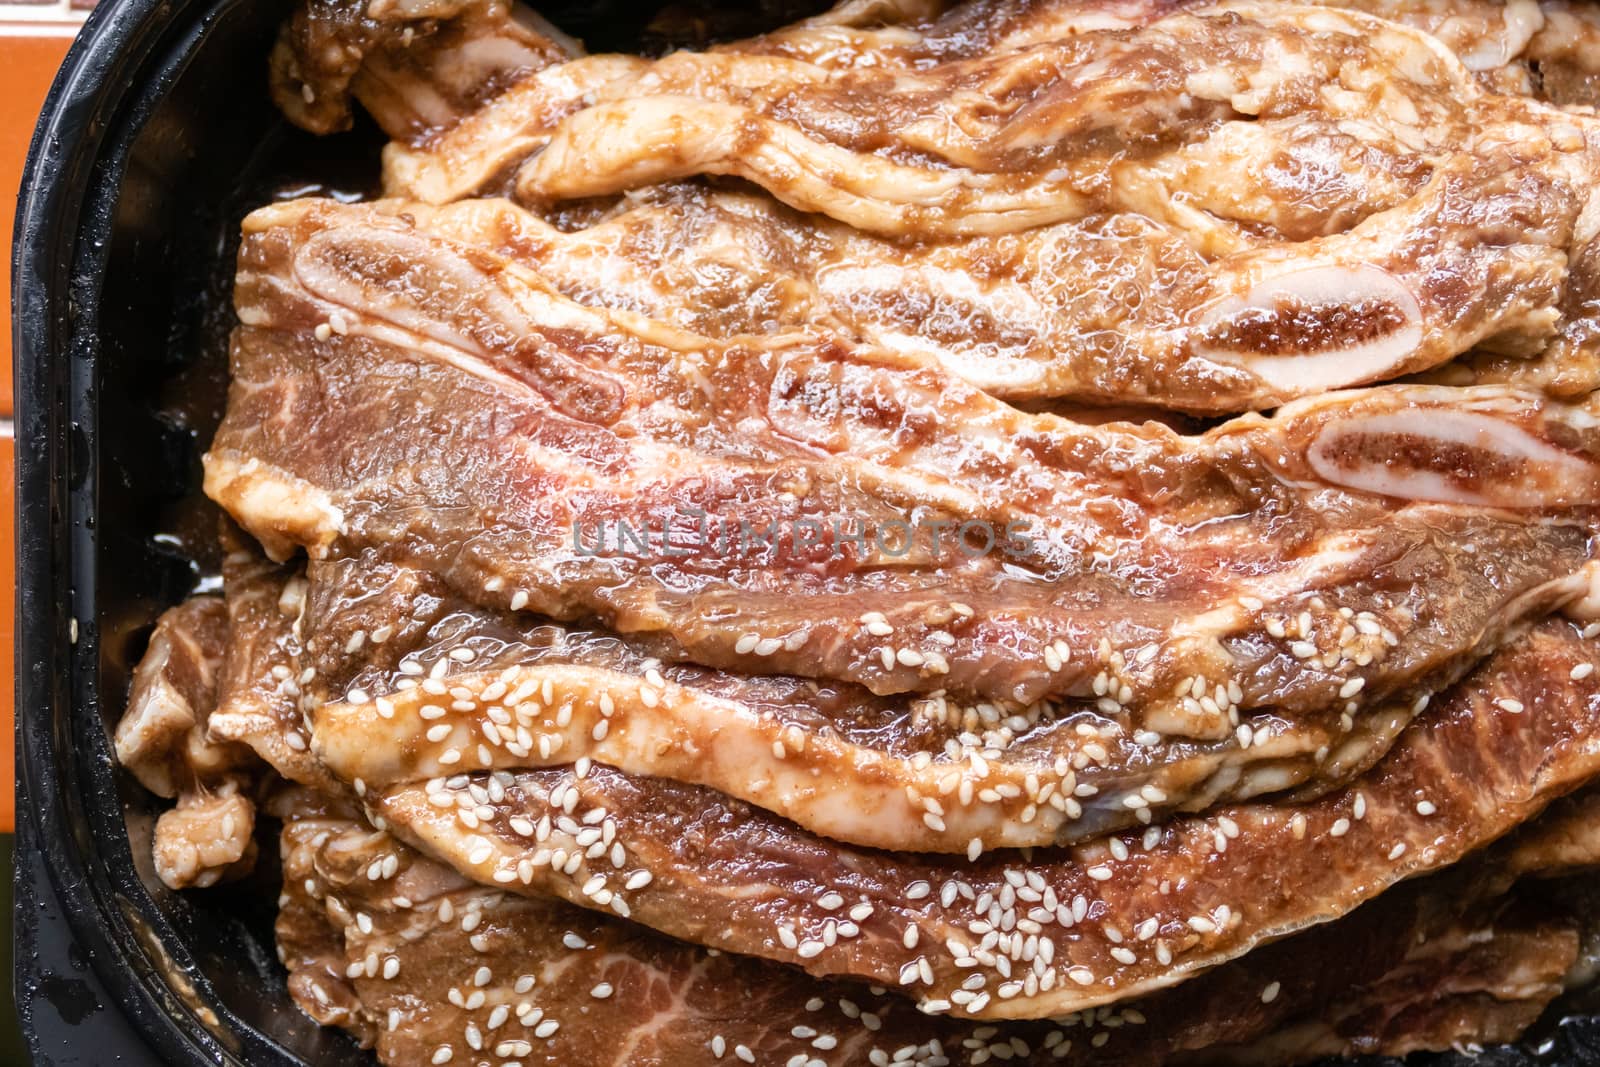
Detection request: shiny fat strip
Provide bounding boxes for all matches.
[313,663,1069,852]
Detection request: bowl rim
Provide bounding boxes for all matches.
[13,0,302,1061]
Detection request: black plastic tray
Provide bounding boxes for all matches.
[11,0,1600,1061]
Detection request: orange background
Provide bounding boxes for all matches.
[3,34,78,833]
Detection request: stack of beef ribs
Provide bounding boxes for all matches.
[115,0,1600,1062]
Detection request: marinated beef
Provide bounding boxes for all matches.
[115,595,262,888]
[272,785,1587,1066]
[113,0,1600,1060]
[208,199,1600,725]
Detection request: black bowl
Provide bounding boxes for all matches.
[14,0,381,1060]
[13,0,1600,1062]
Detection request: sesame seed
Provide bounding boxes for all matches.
[1261,981,1280,1003]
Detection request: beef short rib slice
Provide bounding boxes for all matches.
[206,521,348,797]
[137,537,1587,1030]
[1320,0,1600,108]
[141,536,1571,864]
[102,1,1600,1060]
[149,533,1442,855]
[350,187,1586,414]
[1188,918,1577,1065]
[362,7,1600,411]
[355,618,1600,1020]
[203,541,1370,855]
[274,782,1585,1067]
[429,3,1530,234]
[113,593,262,889]
[271,0,1600,412]
[207,198,1600,731]
[115,595,236,800]
[269,0,573,142]
[301,543,1447,853]
[510,3,1600,262]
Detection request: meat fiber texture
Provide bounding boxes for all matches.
[116,0,1600,1064]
